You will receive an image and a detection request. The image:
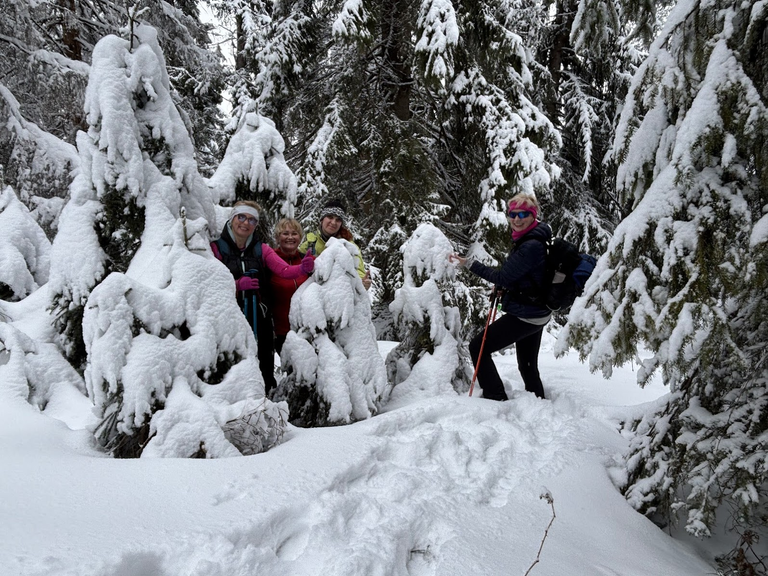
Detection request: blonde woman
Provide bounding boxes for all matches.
[449,194,551,400]
[270,218,311,353]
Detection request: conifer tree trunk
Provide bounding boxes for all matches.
[381,0,412,121]
[57,0,82,61]
[236,13,247,70]
[545,0,577,127]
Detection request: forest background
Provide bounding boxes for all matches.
[1,0,767,573]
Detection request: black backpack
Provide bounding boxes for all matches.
[520,237,597,311]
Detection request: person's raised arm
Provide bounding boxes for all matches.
[263,244,314,279]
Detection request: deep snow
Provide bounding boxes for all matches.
[1,327,716,576]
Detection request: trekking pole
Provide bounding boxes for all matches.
[251,294,258,340]
[469,292,499,397]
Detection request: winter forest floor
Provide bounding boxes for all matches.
[1,315,721,576]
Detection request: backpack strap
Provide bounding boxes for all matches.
[241,240,264,278]
[213,237,230,257]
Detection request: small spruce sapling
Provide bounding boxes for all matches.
[386,223,472,400]
[275,237,389,427]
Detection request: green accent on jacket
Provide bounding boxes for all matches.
[300,231,366,279]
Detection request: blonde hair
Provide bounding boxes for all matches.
[507,194,539,210]
[275,218,303,241]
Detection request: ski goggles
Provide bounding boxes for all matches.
[508,210,533,220]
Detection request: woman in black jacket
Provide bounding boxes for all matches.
[211,201,314,394]
[450,194,551,400]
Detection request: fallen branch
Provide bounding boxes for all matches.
[524,490,556,576]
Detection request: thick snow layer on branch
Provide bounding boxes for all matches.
[415,0,459,80]
[400,222,456,283]
[47,169,105,309]
[208,108,297,216]
[0,186,51,300]
[0,83,79,170]
[0,317,89,426]
[332,0,371,39]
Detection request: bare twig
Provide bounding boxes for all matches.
[180,207,188,248]
[524,490,556,576]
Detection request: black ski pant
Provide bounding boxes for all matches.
[274,334,287,355]
[469,314,545,400]
[256,315,277,396]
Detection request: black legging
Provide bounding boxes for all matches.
[256,315,276,395]
[243,296,276,396]
[469,314,546,400]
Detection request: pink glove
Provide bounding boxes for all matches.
[300,252,315,275]
[236,276,259,291]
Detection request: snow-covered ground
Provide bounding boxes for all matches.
[1,328,716,576]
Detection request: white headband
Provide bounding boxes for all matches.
[230,206,260,222]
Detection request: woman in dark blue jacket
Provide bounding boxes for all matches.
[450,194,550,400]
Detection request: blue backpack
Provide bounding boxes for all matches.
[521,237,597,312]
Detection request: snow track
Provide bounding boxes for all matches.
[72,395,594,576]
[4,338,714,576]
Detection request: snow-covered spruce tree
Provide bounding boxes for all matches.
[52,26,287,458]
[224,0,560,330]
[0,0,226,195]
[558,0,768,564]
[0,86,79,237]
[386,223,472,400]
[274,237,389,427]
[0,185,50,301]
[48,23,216,371]
[531,0,637,252]
[84,216,287,458]
[208,98,298,234]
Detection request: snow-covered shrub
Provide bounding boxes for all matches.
[274,237,389,427]
[84,217,288,458]
[386,223,472,400]
[208,98,297,232]
[0,320,88,418]
[0,185,50,301]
